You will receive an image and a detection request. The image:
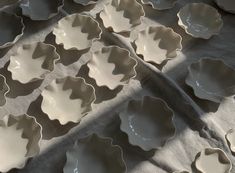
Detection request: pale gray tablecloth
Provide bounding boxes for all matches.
[0,0,235,172]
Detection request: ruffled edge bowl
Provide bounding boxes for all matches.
[119,96,175,151]
[141,0,177,10]
[0,74,9,107]
[0,12,24,48]
[177,3,223,39]
[0,114,42,172]
[215,0,235,14]
[8,42,60,84]
[41,76,96,125]
[63,133,126,173]
[73,0,97,6]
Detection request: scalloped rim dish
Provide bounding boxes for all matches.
[86,46,137,90]
[0,12,24,48]
[20,0,64,20]
[177,3,223,39]
[0,74,9,107]
[63,133,126,173]
[0,114,42,172]
[73,0,97,5]
[8,42,60,84]
[100,0,145,33]
[41,76,96,125]
[194,148,232,173]
[215,0,235,14]
[134,25,182,64]
[186,58,235,103]
[53,13,102,50]
[119,96,175,151]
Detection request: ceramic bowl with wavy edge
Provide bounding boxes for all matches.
[86,46,137,90]
[53,13,102,50]
[20,0,64,20]
[41,76,96,125]
[186,58,235,103]
[119,96,175,151]
[0,114,42,172]
[0,74,9,107]
[177,3,223,39]
[225,129,235,154]
[63,133,126,173]
[194,148,232,173]
[7,42,60,84]
[134,26,182,64]
[100,0,145,33]
[73,0,97,5]
[141,0,177,10]
[0,12,24,48]
[215,0,235,14]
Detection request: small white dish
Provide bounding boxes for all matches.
[134,26,182,64]
[41,76,96,125]
[215,0,235,14]
[141,0,177,10]
[119,96,175,151]
[177,3,223,39]
[226,129,235,154]
[73,0,97,5]
[20,0,64,20]
[53,13,102,50]
[0,74,9,107]
[63,134,126,173]
[194,148,232,173]
[86,46,137,90]
[0,114,42,172]
[186,58,235,103]
[8,42,60,84]
[100,0,145,33]
[0,12,24,48]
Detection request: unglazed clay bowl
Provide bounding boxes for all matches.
[53,13,102,50]
[100,0,145,33]
[73,0,97,5]
[215,0,235,14]
[177,3,223,39]
[0,74,9,106]
[8,42,60,84]
[119,96,175,151]
[186,58,235,103]
[0,114,42,172]
[86,46,137,90]
[134,26,182,64]
[194,148,232,173]
[63,134,126,173]
[20,0,64,20]
[141,0,177,10]
[226,129,235,154]
[0,12,24,48]
[41,76,95,125]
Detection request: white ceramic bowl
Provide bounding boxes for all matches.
[215,0,235,14]
[141,0,177,10]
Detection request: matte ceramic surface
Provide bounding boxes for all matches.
[194,148,232,173]
[119,96,175,151]
[215,0,235,14]
[63,134,126,173]
[53,13,102,50]
[226,129,235,154]
[186,58,235,103]
[73,0,97,5]
[86,46,137,90]
[0,114,42,172]
[177,3,223,39]
[41,77,95,125]
[0,74,9,106]
[20,0,64,20]
[0,12,24,48]
[135,26,182,64]
[100,0,145,33]
[8,42,60,84]
[141,0,177,10]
